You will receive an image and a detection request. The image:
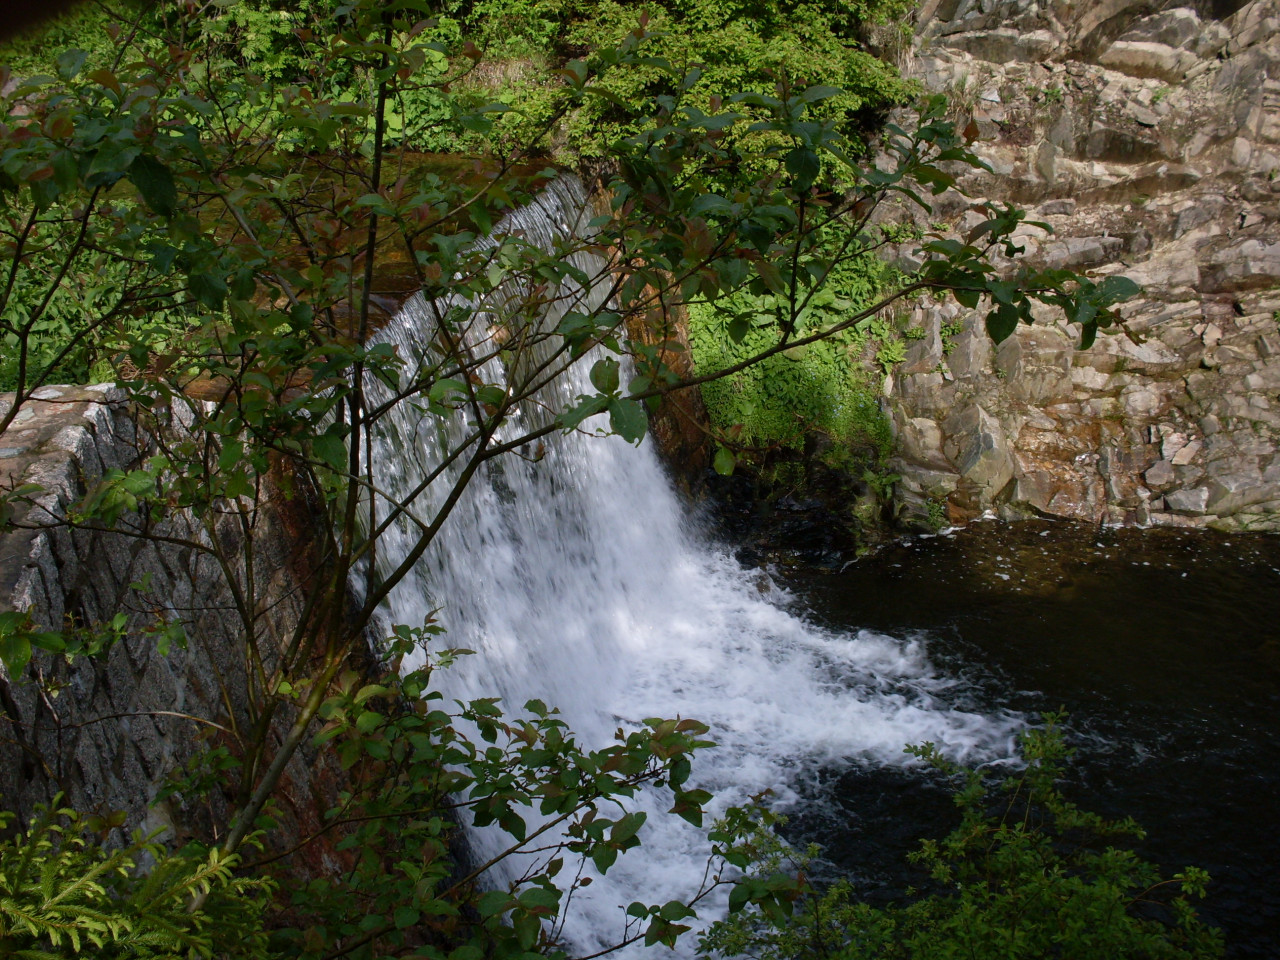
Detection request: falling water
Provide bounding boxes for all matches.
[361,176,1019,955]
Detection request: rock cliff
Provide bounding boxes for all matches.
[887,0,1280,531]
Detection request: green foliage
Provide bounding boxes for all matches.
[690,297,889,454]
[925,496,946,529]
[0,4,132,78]
[918,200,1140,349]
[442,0,914,156]
[701,716,1224,960]
[939,315,965,355]
[689,245,897,477]
[0,798,272,958]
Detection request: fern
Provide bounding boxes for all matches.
[0,797,273,958]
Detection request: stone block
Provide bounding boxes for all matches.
[1121,384,1163,418]
[946,316,992,380]
[898,417,951,469]
[1204,466,1280,515]
[1200,239,1280,294]
[1099,40,1198,82]
[901,318,944,375]
[1085,120,1162,163]
[1117,8,1202,48]
[1244,363,1280,392]
[944,405,1016,500]
[1145,460,1177,488]
[895,466,961,498]
[1171,439,1203,465]
[1165,486,1211,513]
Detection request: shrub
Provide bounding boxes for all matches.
[701,716,1225,960]
[688,244,897,469]
[0,798,272,958]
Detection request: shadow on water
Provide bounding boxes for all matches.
[779,518,1280,957]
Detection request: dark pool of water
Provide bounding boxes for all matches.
[780,519,1280,957]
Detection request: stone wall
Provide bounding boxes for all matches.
[886,0,1280,531]
[0,387,352,876]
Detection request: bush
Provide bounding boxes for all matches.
[440,0,915,156]
[0,798,272,958]
[688,247,896,457]
[701,716,1225,960]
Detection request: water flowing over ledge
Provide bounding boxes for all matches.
[360,175,1020,953]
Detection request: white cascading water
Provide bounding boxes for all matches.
[362,176,1018,955]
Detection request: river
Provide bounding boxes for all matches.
[779,519,1280,957]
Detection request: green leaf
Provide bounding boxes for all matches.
[51,150,78,192]
[608,397,647,444]
[477,890,510,918]
[394,905,420,929]
[592,844,618,873]
[610,812,647,844]
[713,446,735,476]
[513,912,540,950]
[188,273,228,310]
[128,155,178,218]
[518,887,560,910]
[557,395,610,430]
[312,431,348,472]
[800,84,843,103]
[985,302,1019,343]
[728,879,756,913]
[0,632,32,676]
[754,260,786,296]
[659,900,695,921]
[218,439,245,474]
[590,357,620,394]
[690,193,733,216]
[55,49,88,80]
[1099,274,1141,303]
[784,148,820,190]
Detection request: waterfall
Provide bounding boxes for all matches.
[362,176,1018,955]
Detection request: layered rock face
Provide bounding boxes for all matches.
[888,0,1280,531]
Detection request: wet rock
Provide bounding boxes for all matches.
[898,416,951,470]
[1204,466,1280,515]
[897,466,961,498]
